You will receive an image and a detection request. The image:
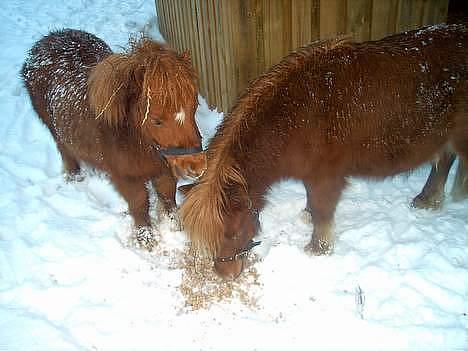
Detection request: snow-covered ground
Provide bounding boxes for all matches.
[1,1,467,350]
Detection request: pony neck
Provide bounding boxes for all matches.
[231,136,283,211]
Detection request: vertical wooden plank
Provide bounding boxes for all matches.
[397,0,425,33]
[229,0,242,109]
[310,0,321,42]
[174,1,184,50]
[170,2,180,49]
[174,1,183,47]
[262,0,272,69]
[254,0,266,74]
[422,0,449,26]
[291,0,306,50]
[216,1,230,112]
[237,0,258,92]
[282,0,293,55]
[155,0,166,40]
[193,1,209,108]
[177,1,188,51]
[165,1,176,45]
[182,2,195,71]
[188,0,201,93]
[346,0,372,42]
[154,1,164,37]
[320,0,347,40]
[265,0,274,68]
[371,0,399,40]
[206,0,222,110]
[436,0,449,23]
[267,0,286,67]
[164,1,173,44]
[291,0,319,49]
[201,0,217,107]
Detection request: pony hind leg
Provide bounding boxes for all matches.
[411,150,456,210]
[33,105,82,181]
[451,135,468,201]
[451,158,468,201]
[303,176,346,255]
[449,82,468,201]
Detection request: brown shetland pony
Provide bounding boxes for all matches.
[180,24,468,280]
[22,29,206,249]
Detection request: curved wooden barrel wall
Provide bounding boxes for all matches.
[155,0,448,113]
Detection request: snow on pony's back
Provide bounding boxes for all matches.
[180,24,468,280]
[22,28,206,249]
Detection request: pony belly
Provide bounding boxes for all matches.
[350,138,450,178]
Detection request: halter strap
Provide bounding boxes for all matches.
[215,240,261,263]
[152,144,203,157]
[160,145,203,156]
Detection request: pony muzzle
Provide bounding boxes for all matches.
[213,240,261,280]
[163,149,207,180]
[214,259,244,281]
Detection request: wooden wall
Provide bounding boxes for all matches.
[155,0,449,113]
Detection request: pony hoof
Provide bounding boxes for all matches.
[411,193,443,210]
[64,172,85,182]
[135,226,158,251]
[304,240,333,256]
[168,212,182,231]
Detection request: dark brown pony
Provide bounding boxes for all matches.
[180,24,468,279]
[22,29,206,249]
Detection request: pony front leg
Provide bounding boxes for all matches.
[112,175,155,250]
[57,143,82,181]
[303,177,345,255]
[300,182,314,224]
[152,173,180,231]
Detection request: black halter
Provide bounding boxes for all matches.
[153,144,203,157]
[215,240,262,263]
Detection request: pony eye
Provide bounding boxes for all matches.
[152,118,163,127]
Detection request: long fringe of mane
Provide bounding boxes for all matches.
[88,36,197,127]
[179,37,348,257]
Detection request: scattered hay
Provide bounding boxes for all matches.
[124,230,263,311]
[177,245,262,311]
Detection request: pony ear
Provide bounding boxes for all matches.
[181,50,191,63]
[88,54,132,126]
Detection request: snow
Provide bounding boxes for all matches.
[1,1,467,350]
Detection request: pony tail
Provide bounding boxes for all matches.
[88,54,133,126]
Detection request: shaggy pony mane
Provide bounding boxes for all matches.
[88,36,197,127]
